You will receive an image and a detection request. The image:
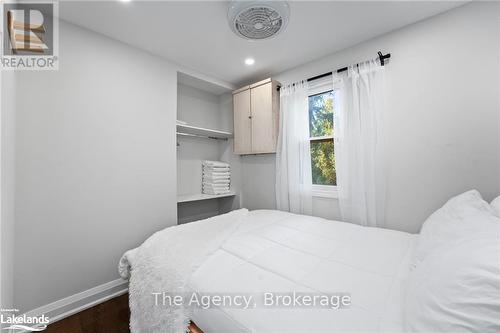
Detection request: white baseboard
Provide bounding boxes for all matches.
[21,278,128,331]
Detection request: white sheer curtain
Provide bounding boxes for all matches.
[333,60,386,227]
[275,81,313,215]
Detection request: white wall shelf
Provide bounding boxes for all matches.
[177,191,236,203]
[177,123,233,140]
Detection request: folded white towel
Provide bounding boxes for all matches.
[203,185,229,189]
[203,183,230,189]
[203,163,230,167]
[203,188,230,195]
[203,168,230,172]
[203,176,231,182]
[203,168,230,174]
[203,179,230,184]
[203,164,230,168]
[203,172,231,177]
[202,160,230,168]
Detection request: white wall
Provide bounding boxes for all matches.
[13,21,178,312]
[241,2,500,233]
[219,92,243,212]
[1,71,16,311]
[241,154,276,210]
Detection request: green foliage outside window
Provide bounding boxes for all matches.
[308,91,336,186]
[309,91,334,137]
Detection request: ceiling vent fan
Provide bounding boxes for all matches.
[228,1,290,40]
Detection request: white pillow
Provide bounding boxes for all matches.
[412,190,499,268]
[405,228,500,332]
[491,196,500,218]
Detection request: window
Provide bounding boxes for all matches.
[308,83,337,197]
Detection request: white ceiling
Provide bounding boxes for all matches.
[59,1,465,86]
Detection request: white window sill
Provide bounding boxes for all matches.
[312,185,338,199]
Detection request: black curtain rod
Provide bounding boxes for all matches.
[278,51,391,90]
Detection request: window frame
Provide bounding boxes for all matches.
[307,78,338,199]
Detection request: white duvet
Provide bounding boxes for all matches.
[120,209,417,333]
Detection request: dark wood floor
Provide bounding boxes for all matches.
[44,294,130,333]
[44,293,203,333]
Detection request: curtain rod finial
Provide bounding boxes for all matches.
[378,51,384,66]
[378,51,391,66]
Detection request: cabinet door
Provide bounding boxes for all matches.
[233,89,252,154]
[250,82,277,153]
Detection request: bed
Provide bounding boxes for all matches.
[187,209,415,333]
[119,190,500,333]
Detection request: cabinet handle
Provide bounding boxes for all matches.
[248,116,252,119]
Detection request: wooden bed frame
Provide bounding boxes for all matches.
[189,321,204,333]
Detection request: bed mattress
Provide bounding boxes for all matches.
[187,210,417,333]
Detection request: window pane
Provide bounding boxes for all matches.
[308,91,334,137]
[310,139,336,186]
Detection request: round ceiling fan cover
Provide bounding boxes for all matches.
[228,1,290,40]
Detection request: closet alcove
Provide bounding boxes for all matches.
[176,72,241,224]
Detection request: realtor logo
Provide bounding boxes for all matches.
[7,8,49,54]
[1,0,59,70]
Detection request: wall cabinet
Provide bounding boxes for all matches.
[232,78,280,154]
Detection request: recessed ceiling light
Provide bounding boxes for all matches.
[119,0,131,2]
[245,58,255,66]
